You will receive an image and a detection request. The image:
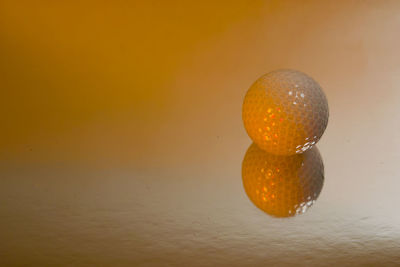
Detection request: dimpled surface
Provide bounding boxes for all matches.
[242,69,329,155]
[242,143,324,218]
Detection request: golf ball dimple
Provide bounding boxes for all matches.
[242,69,329,155]
[242,143,324,218]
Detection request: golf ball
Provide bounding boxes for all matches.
[242,69,329,155]
[242,143,324,218]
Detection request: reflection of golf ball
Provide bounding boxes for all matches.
[242,143,324,218]
[242,69,328,155]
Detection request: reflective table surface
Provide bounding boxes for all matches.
[1,1,400,266]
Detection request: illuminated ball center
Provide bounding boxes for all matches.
[242,69,329,155]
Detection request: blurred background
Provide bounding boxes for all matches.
[1,1,400,266]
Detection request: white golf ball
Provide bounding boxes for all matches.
[242,69,329,155]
